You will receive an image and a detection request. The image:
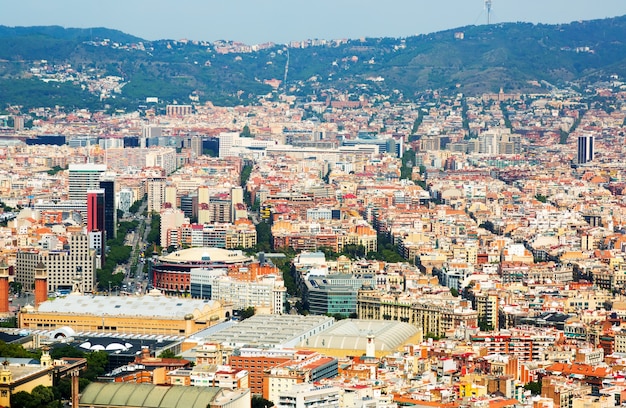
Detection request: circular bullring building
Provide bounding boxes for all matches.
[151,248,251,296]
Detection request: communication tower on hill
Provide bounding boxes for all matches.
[485,0,493,24]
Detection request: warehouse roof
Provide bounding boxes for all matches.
[203,314,334,347]
[80,383,227,408]
[298,319,420,352]
[34,291,222,319]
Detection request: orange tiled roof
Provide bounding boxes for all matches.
[545,362,611,378]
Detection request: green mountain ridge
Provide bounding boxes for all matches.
[1,16,626,110]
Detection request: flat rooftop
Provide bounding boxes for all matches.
[201,314,334,348]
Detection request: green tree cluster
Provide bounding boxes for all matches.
[128,198,144,214]
[54,348,108,398]
[255,222,271,252]
[281,263,298,296]
[239,306,255,320]
[240,125,252,137]
[158,350,180,359]
[11,385,59,408]
[524,380,542,395]
[252,396,274,408]
[0,340,40,359]
[46,165,66,175]
[400,149,416,180]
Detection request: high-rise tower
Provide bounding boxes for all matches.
[68,163,107,202]
[0,262,9,314]
[99,178,116,239]
[577,134,594,165]
[87,189,105,234]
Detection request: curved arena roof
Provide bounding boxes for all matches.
[80,383,221,408]
[298,319,420,352]
[158,247,251,264]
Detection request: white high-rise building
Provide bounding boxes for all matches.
[117,189,134,214]
[160,208,188,248]
[68,163,107,202]
[218,132,239,158]
[147,177,166,213]
[145,147,177,175]
[231,186,244,222]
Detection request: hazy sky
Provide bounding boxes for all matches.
[2,0,625,44]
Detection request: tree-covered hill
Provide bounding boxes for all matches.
[1,16,626,110]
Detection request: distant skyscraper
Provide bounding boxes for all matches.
[577,134,594,165]
[99,178,117,240]
[141,125,162,148]
[117,189,134,214]
[68,163,107,202]
[191,136,203,158]
[147,177,167,213]
[231,186,244,223]
[165,184,177,209]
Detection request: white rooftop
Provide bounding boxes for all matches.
[35,292,221,319]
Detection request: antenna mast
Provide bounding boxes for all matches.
[485,0,492,25]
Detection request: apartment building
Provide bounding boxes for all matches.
[16,232,97,293]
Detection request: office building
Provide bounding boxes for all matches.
[160,208,188,248]
[231,186,244,223]
[141,125,162,148]
[180,193,198,220]
[577,134,594,165]
[16,232,97,294]
[147,177,166,213]
[68,163,107,202]
[117,188,134,214]
[146,148,177,175]
[87,189,105,234]
[87,189,106,260]
[99,178,116,239]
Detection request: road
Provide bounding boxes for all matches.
[121,203,151,295]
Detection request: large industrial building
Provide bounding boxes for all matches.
[19,289,231,337]
[68,163,107,202]
[296,319,423,358]
[200,314,334,349]
[79,382,250,408]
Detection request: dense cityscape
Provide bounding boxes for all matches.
[3,11,626,408]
